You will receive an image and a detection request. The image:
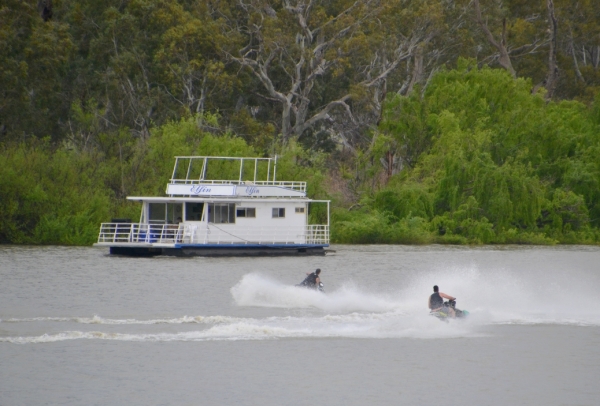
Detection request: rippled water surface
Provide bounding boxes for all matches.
[1,245,600,405]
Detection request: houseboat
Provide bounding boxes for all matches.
[94,155,330,256]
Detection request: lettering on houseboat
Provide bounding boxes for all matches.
[245,186,260,195]
[190,185,212,194]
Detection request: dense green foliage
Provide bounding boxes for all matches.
[334,62,600,244]
[2,64,599,245]
[2,1,600,144]
[1,1,600,245]
[0,115,328,244]
[0,141,111,244]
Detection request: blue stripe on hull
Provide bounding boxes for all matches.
[173,244,329,249]
[109,244,329,257]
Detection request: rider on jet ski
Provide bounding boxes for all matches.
[299,268,321,289]
[429,285,456,317]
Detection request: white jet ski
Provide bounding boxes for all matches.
[296,279,325,292]
[430,299,469,321]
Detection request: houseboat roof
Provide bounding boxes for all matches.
[159,155,310,198]
[126,197,330,203]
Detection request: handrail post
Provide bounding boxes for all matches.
[201,157,207,180]
[185,157,192,184]
[253,158,258,183]
[172,157,179,184]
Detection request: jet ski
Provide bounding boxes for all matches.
[296,279,325,292]
[430,299,469,321]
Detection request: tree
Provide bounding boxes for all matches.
[552,0,600,101]
[472,0,517,77]
[0,0,73,140]
[153,1,236,116]
[227,0,446,145]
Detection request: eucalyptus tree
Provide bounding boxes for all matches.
[226,0,451,147]
[468,0,600,101]
[62,0,238,149]
[469,0,550,81]
[550,0,600,101]
[0,0,73,140]
[153,1,237,117]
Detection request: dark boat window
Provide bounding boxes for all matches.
[185,202,204,221]
[236,208,256,218]
[166,203,182,224]
[272,208,285,218]
[208,203,236,223]
[148,203,183,224]
[149,203,166,223]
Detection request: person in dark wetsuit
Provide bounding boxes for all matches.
[300,269,321,289]
[429,285,456,317]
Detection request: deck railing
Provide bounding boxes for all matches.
[168,179,307,192]
[98,223,329,245]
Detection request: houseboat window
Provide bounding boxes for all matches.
[185,202,204,221]
[208,203,236,223]
[236,208,256,218]
[272,208,285,218]
[148,203,166,223]
[166,203,182,223]
[148,203,183,224]
[295,207,305,213]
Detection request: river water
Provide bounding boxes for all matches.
[1,245,599,405]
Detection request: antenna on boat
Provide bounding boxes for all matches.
[273,155,277,182]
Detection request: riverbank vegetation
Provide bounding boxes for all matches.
[333,62,600,244]
[1,1,599,245]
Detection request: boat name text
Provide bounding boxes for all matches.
[190,185,212,194]
[245,186,260,195]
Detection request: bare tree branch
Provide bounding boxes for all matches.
[473,0,516,77]
[545,0,559,100]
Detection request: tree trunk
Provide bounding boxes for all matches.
[473,0,516,78]
[545,0,559,100]
[406,45,424,95]
[569,29,585,83]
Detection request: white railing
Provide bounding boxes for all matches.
[168,179,307,192]
[98,223,329,245]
